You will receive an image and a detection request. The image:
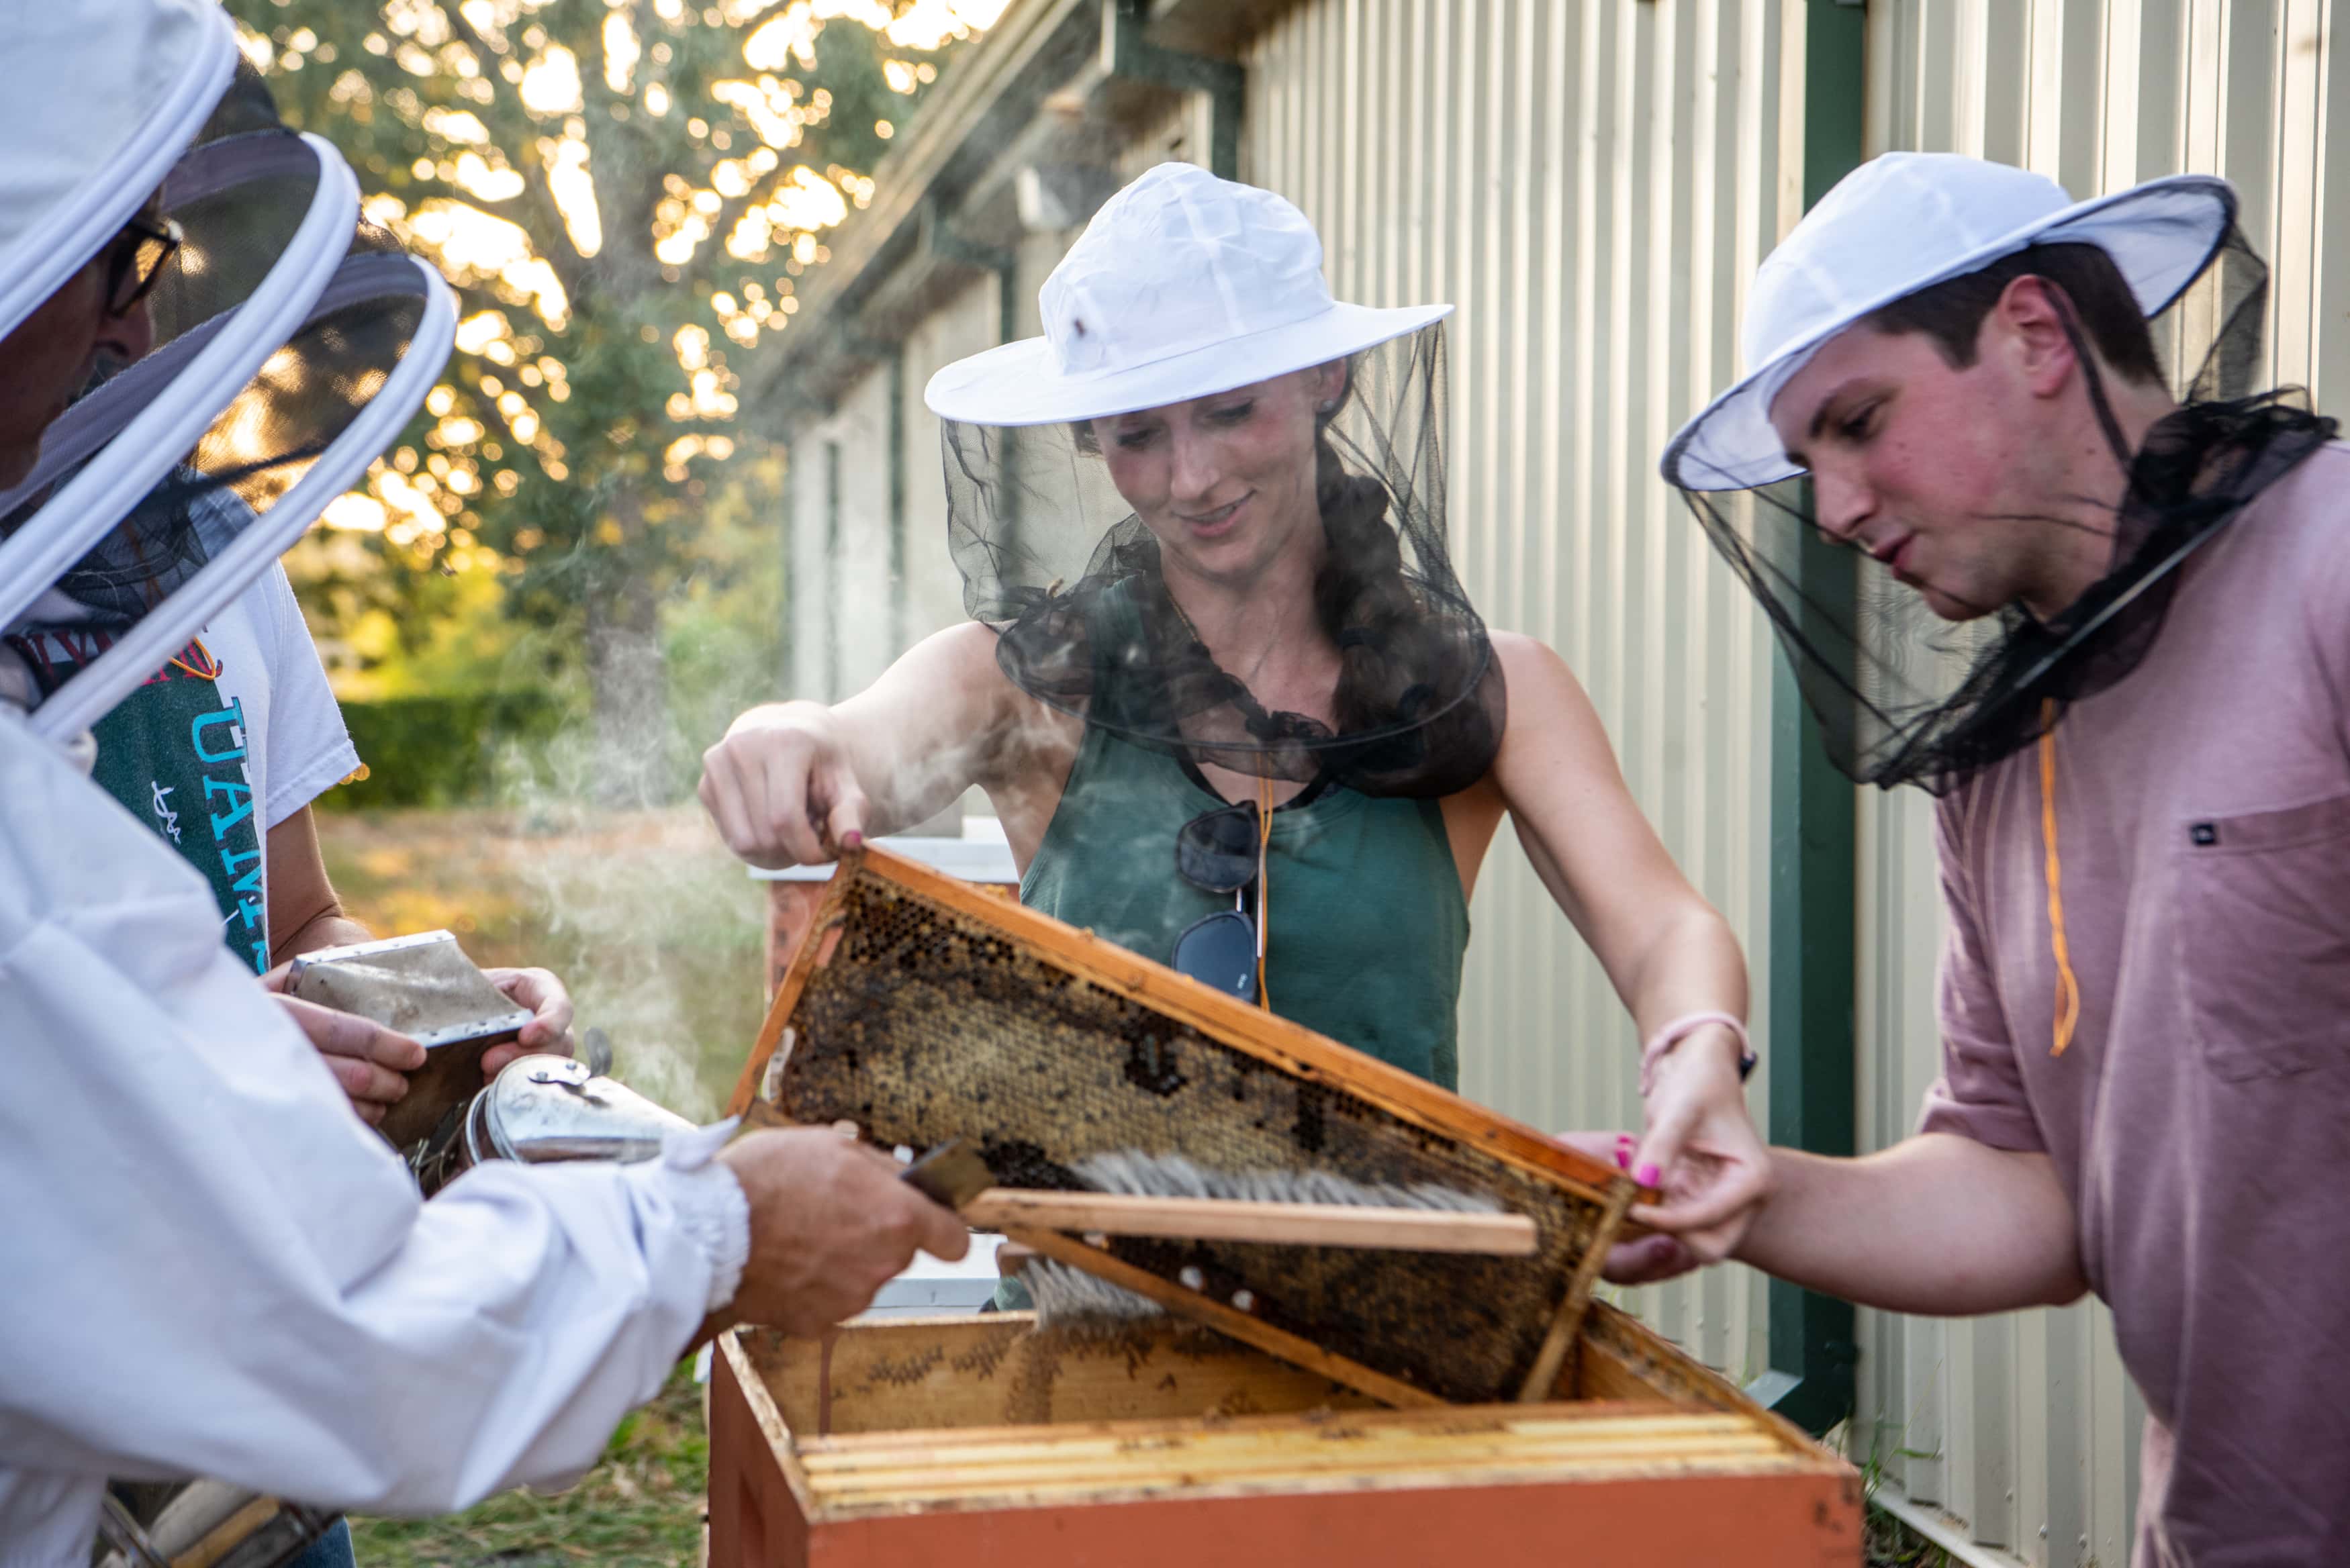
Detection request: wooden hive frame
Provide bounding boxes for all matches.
[731,844,1648,1408]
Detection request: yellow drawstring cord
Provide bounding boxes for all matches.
[2038,698,2080,1057]
[1255,773,1274,1010]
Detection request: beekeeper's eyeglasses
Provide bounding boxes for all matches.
[105,216,182,318]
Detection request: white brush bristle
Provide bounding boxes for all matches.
[1019,1150,1503,1328]
[1071,1149,1504,1214]
[1024,1261,1164,1326]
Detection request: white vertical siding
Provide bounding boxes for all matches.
[1862,4,2342,1562]
[1243,0,1798,1377]
[788,366,895,703]
[899,274,1000,648]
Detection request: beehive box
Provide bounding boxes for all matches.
[708,1307,1862,1567]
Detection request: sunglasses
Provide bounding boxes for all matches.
[1171,798,1270,1004]
[104,215,182,319]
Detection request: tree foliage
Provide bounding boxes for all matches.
[229,0,999,710]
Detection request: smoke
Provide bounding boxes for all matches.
[482,618,779,1124]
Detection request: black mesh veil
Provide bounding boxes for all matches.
[1673,225,2333,791]
[0,59,453,739]
[0,66,357,632]
[941,323,1504,798]
[4,224,446,740]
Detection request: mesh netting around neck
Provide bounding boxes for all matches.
[1678,226,2333,793]
[940,323,1503,798]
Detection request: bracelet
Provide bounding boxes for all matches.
[1639,1010,1755,1097]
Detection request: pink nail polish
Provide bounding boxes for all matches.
[843,830,865,849]
[1635,1163,1660,1187]
[1614,1146,1630,1171]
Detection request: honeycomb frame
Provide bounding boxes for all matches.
[734,843,1641,1406]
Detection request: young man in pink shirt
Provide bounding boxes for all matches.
[1640,153,2347,1565]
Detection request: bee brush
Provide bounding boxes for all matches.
[900,1144,1537,1255]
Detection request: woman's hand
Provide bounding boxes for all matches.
[1553,1130,1709,1285]
[1628,1024,1771,1262]
[698,702,869,870]
[1478,636,1764,1259]
[480,965,575,1078]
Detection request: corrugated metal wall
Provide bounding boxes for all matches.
[900,275,1001,652]
[790,275,1004,702]
[1241,0,1799,1375]
[1859,4,2344,1563]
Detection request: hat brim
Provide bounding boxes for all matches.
[0,134,360,640]
[0,1,237,344]
[1661,174,2237,491]
[923,299,1454,426]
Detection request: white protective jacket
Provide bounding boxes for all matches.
[0,718,749,1566]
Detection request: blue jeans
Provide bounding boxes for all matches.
[289,1519,357,1568]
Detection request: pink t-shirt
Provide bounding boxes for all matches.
[1921,442,2350,1567]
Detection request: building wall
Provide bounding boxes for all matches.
[785,365,895,703]
[1859,3,2345,1563]
[898,273,1001,650]
[1241,0,1801,1379]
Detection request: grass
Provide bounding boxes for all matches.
[1867,1509,1956,1567]
[348,1363,706,1567]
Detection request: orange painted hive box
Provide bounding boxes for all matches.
[712,844,1860,1564]
[708,1305,1861,1567]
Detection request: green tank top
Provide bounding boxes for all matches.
[1021,723,1470,1090]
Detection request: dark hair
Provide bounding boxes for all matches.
[1308,384,1491,785]
[1867,242,2163,387]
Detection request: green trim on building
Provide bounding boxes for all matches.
[1752,0,1866,1440]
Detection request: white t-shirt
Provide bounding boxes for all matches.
[10,563,359,969]
[214,562,362,836]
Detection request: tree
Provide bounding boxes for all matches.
[230,0,1003,796]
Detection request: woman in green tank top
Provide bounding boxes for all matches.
[702,164,1767,1257]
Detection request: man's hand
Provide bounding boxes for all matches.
[480,965,574,1079]
[260,974,426,1127]
[714,1126,969,1338]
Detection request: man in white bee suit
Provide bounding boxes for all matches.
[0,5,968,1562]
